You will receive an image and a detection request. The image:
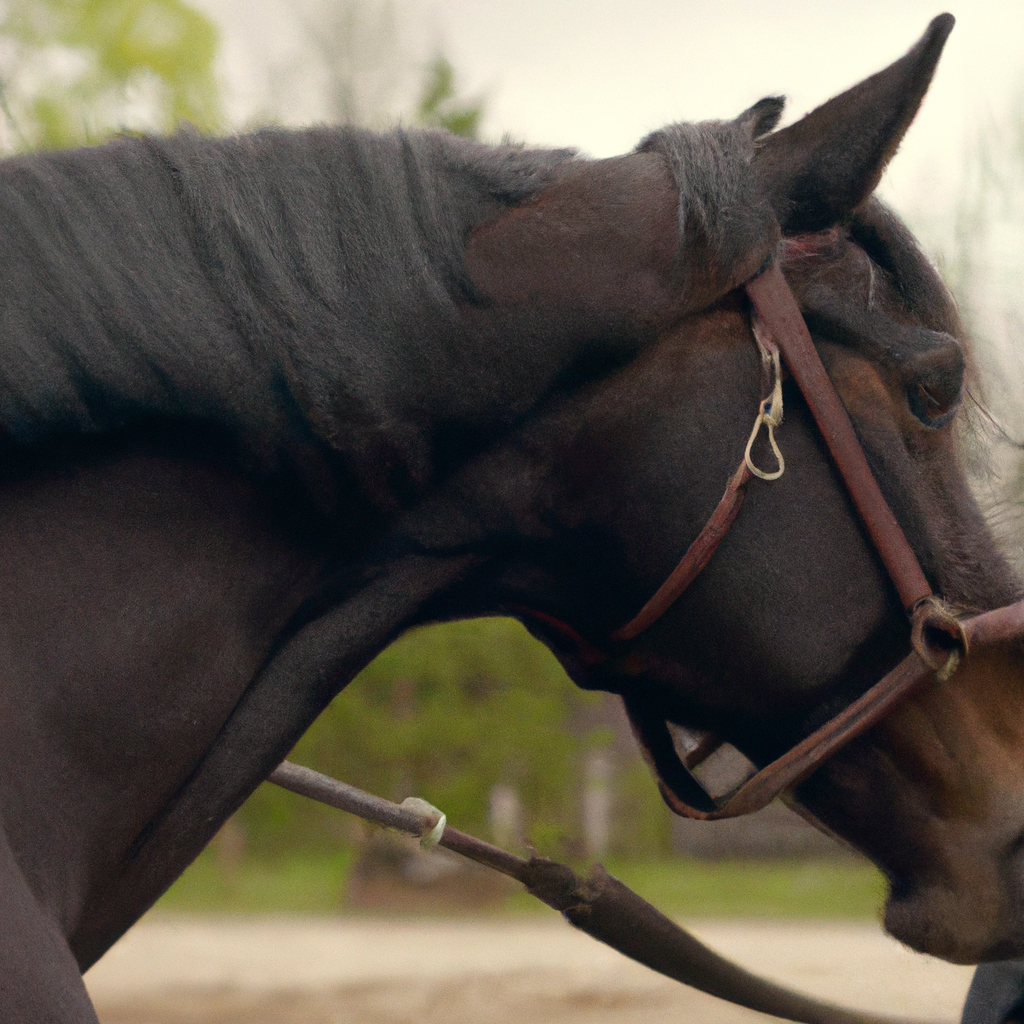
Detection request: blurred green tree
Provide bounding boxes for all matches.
[0,0,221,151]
[241,618,612,860]
[415,54,482,138]
[259,0,483,138]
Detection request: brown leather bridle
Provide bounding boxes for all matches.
[531,260,1024,821]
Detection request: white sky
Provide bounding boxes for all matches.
[193,0,1024,415]
[194,1,1024,248]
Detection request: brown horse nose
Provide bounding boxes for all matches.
[898,329,964,428]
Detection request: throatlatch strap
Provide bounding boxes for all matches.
[611,461,751,642]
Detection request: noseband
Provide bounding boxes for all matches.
[524,260,1024,821]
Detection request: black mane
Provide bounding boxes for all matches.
[0,127,573,469]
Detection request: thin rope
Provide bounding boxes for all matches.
[744,347,785,481]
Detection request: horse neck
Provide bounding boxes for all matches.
[0,127,735,523]
[162,130,706,517]
[161,128,680,509]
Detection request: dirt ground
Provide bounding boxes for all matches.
[84,916,975,1024]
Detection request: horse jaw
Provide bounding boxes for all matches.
[884,882,1022,965]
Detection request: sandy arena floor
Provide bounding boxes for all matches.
[84,916,976,1024]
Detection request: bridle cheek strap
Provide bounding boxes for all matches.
[610,285,783,644]
[613,261,973,819]
[610,459,751,643]
[746,263,934,613]
[615,262,933,647]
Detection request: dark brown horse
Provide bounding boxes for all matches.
[0,14,1018,1021]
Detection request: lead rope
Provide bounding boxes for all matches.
[269,760,932,1024]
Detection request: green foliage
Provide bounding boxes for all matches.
[238,618,605,859]
[610,758,674,858]
[415,54,482,139]
[160,847,885,920]
[159,848,358,914]
[0,0,222,151]
[597,857,885,920]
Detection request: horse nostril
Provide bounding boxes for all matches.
[903,330,964,428]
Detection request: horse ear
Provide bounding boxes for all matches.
[754,14,954,234]
[738,96,786,141]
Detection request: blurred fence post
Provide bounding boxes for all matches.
[489,783,522,850]
[583,749,612,859]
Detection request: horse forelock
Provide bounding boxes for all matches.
[637,117,774,269]
[849,198,963,339]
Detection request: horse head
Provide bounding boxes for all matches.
[408,15,1024,963]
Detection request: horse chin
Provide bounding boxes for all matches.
[883,880,1024,964]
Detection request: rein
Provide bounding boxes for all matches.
[269,759,934,1024]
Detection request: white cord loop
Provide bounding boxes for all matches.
[400,796,447,848]
[744,346,785,481]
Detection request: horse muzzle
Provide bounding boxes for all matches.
[798,621,1024,964]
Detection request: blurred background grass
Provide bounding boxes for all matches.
[157,849,885,921]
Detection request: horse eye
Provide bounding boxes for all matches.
[902,330,964,429]
[907,379,960,429]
